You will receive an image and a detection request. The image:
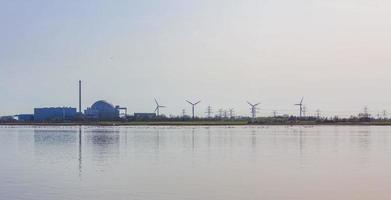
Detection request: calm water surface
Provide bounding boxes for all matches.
[1,125,391,200]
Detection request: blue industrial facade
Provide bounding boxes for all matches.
[17,114,34,121]
[34,107,77,121]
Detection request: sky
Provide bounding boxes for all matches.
[1,0,391,117]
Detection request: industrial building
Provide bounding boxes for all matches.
[34,107,77,121]
[13,81,129,122]
[84,100,127,120]
[134,113,157,120]
[17,114,34,121]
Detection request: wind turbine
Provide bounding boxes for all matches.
[154,98,165,116]
[295,97,304,117]
[247,101,260,119]
[186,100,201,119]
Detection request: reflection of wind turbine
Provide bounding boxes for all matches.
[154,98,166,116]
[247,101,260,119]
[295,97,304,117]
[186,100,201,119]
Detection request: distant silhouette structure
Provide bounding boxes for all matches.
[205,106,213,118]
[295,97,304,117]
[273,110,277,117]
[79,80,82,113]
[247,101,260,120]
[218,109,223,118]
[316,109,321,119]
[229,108,235,119]
[154,99,165,116]
[186,100,201,119]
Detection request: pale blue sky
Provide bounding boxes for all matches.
[1,0,391,117]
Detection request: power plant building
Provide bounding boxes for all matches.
[84,100,126,120]
[17,114,34,121]
[34,107,77,121]
[14,81,128,122]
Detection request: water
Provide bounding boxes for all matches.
[1,125,391,200]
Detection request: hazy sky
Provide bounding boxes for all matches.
[1,0,391,117]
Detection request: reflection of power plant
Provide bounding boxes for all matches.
[85,128,120,167]
[33,127,122,177]
[34,129,77,144]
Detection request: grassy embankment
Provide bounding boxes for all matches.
[3,120,391,126]
[0,120,249,126]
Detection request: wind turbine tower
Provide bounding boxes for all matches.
[295,97,304,117]
[247,101,260,119]
[186,100,201,119]
[154,98,166,116]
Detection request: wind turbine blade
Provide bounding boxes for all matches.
[195,101,201,105]
[154,107,158,112]
[155,98,159,106]
[254,103,261,106]
[160,106,166,108]
[185,100,193,105]
[247,101,253,106]
[300,97,304,104]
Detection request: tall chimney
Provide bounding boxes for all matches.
[79,80,82,113]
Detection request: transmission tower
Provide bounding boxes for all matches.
[316,109,321,119]
[302,105,307,117]
[363,106,369,118]
[218,109,223,118]
[223,110,228,119]
[205,106,213,118]
[229,108,235,119]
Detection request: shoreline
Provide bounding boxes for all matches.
[2,121,391,126]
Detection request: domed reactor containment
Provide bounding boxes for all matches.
[84,100,126,120]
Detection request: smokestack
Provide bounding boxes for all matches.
[79,80,82,113]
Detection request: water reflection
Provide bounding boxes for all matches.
[33,129,78,161]
[78,127,82,178]
[251,128,257,148]
[11,126,391,200]
[356,128,371,165]
[192,128,195,152]
[85,128,120,169]
[33,127,123,176]
[34,129,77,145]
